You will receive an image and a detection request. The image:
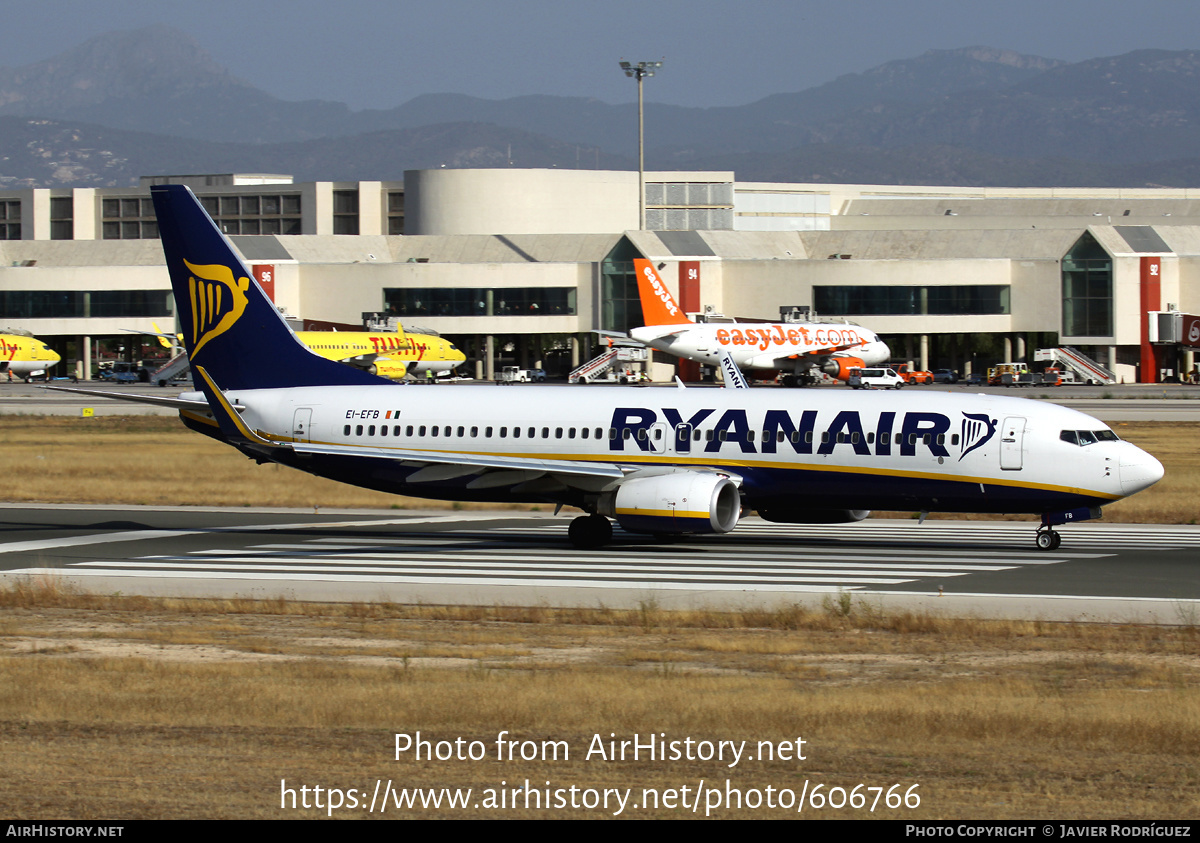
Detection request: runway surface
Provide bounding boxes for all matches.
[1,506,1197,623]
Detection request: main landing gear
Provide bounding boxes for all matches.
[569,514,612,550]
[1035,526,1062,551]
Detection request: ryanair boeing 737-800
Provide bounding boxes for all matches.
[53,185,1164,551]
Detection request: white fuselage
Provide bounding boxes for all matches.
[629,321,889,374]
[206,383,1161,513]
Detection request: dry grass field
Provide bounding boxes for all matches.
[0,415,1197,819]
[1,583,1199,819]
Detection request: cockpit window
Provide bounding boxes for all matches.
[1062,429,1116,446]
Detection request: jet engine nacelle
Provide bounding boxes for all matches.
[600,470,741,535]
[823,356,866,381]
[757,507,870,524]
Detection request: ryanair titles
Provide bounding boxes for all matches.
[609,407,997,461]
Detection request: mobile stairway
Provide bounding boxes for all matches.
[150,352,191,386]
[568,348,619,383]
[1033,347,1116,385]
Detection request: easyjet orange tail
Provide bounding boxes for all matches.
[633,259,692,326]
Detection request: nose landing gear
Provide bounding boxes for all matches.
[1035,527,1061,551]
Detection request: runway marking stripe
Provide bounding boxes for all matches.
[62,562,921,586]
[232,543,1098,563]
[7,567,871,593]
[70,562,993,581]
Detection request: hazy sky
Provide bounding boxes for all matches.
[6,0,1200,110]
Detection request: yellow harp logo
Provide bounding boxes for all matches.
[185,259,251,359]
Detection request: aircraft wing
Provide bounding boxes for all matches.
[290,440,629,487]
[745,342,860,369]
[44,385,225,411]
[629,325,692,342]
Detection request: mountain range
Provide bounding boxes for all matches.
[2,25,1199,188]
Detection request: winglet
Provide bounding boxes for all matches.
[633,259,692,327]
[718,349,750,389]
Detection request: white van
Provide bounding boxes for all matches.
[847,367,905,389]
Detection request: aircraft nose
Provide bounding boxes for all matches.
[1119,444,1164,496]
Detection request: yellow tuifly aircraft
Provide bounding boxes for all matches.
[295,329,465,379]
[0,331,60,380]
[141,322,464,381]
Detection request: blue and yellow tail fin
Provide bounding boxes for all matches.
[151,184,388,392]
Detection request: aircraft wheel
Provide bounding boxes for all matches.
[569,514,612,550]
[1035,529,1059,551]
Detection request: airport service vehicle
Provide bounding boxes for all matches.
[0,332,60,380]
[499,367,547,383]
[52,185,1164,552]
[847,367,905,389]
[891,363,934,385]
[628,261,889,386]
[988,363,1062,387]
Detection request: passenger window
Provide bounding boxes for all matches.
[381,426,388,437]
[406,425,413,436]
[471,426,478,437]
[581,428,589,439]
[568,428,576,439]
[457,426,465,437]
[486,426,494,437]
[418,425,426,436]
[343,425,351,436]
[500,427,507,438]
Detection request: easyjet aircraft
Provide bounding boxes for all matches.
[0,332,60,380]
[53,185,1164,551]
[628,259,889,385]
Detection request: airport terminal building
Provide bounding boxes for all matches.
[1,168,1198,383]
